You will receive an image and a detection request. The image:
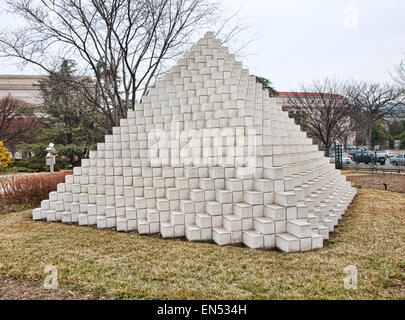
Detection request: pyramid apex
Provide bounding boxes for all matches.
[204,31,215,39]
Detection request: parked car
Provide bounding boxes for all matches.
[391,154,405,166]
[343,153,353,160]
[380,150,396,158]
[329,154,352,164]
[370,152,386,165]
[347,151,386,165]
[347,151,371,164]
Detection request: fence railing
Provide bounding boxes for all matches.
[341,163,405,174]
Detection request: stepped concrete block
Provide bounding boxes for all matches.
[276,233,300,253]
[254,217,275,235]
[243,230,264,249]
[286,207,298,220]
[225,179,243,191]
[138,220,150,234]
[170,211,185,225]
[161,222,174,238]
[323,219,335,232]
[97,217,107,229]
[61,212,71,223]
[328,213,339,226]
[275,220,287,233]
[244,191,263,205]
[287,219,311,238]
[318,225,329,239]
[201,228,212,241]
[78,214,88,226]
[32,208,42,220]
[311,233,323,249]
[275,192,297,207]
[185,225,201,241]
[116,217,128,232]
[264,234,276,249]
[233,203,253,218]
[307,214,319,229]
[174,224,185,237]
[216,190,233,203]
[196,213,211,228]
[263,167,283,180]
[128,219,137,231]
[264,204,286,221]
[31,32,356,252]
[223,215,242,232]
[299,237,312,252]
[213,227,231,246]
[231,231,243,244]
[242,217,253,230]
[206,201,222,216]
[254,179,273,192]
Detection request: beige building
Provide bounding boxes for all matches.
[0,74,45,105]
[0,75,46,158]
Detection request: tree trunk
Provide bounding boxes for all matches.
[365,124,373,149]
[325,144,331,157]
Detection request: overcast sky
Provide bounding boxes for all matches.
[0,0,404,91]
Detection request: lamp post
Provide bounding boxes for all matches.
[45,143,57,173]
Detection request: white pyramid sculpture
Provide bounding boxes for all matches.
[33,32,356,252]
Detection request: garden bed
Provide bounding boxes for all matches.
[343,172,405,193]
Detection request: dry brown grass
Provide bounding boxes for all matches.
[0,276,100,300]
[0,189,404,300]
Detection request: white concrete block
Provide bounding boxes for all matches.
[216,190,232,203]
[276,233,300,253]
[32,208,42,220]
[254,217,275,235]
[160,222,174,238]
[275,192,297,207]
[244,191,263,205]
[264,204,286,221]
[206,201,222,216]
[223,215,242,232]
[213,227,231,246]
[170,211,185,225]
[185,225,201,241]
[311,232,323,249]
[233,203,252,218]
[243,230,264,249]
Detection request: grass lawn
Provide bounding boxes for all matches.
[0,189,404,300]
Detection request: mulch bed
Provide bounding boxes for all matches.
[344,173,405,193]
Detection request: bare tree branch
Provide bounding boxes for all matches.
[282,78,356,156]
[345,80,405,147]
[0,0,250,130]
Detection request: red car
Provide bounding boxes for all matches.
[343,153,353,160]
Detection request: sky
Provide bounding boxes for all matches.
[0,0,404,92]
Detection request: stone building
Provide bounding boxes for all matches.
[0,75,45,157]
[0,75,45,106]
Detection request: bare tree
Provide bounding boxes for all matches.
[345,81,404,148]
[0,96,38,154]
[283,78,355,156]
[0,0,246,129]
[392,58,405,92]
